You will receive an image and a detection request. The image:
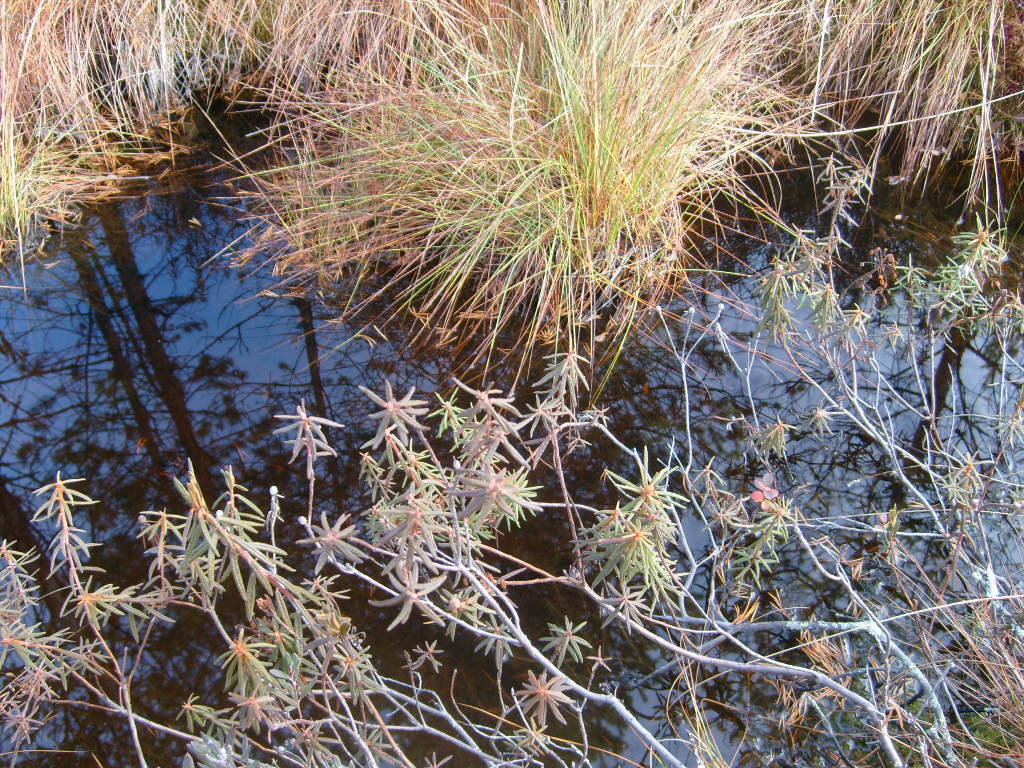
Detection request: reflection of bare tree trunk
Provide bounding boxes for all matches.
[96,206,214,495]
[71,249,173,496]
[294,297,342,480]
[911,323,972,458]
[294,297,329,416]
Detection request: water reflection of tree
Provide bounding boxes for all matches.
[0,182,295,767]
[0,181,609,766]
[3,178,1020,768]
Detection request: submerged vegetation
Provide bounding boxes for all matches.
[2,1,1024,767]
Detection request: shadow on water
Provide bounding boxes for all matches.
[1,154,1022,766]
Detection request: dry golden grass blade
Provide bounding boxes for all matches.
[244,0,803,371]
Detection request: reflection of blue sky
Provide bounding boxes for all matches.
[0,191,292,494]
[2,176,1022,767]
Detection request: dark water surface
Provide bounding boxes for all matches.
[2,161,1021,766]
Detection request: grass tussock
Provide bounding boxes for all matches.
[0,6,104,259]
[252,0,799,361]
[0,0,423,249]
[3,0,1022,357]
[250,0,1024,362]
[783,0,1018,202]
[3,0,412,128]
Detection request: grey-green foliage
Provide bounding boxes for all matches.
[933,220,1008,319]
[1,354,646,768]
[8,302,1024,768]
[581,450,683,603]
[896,218,1016,326]
[2,464,379,766]
[541,617,592,666]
